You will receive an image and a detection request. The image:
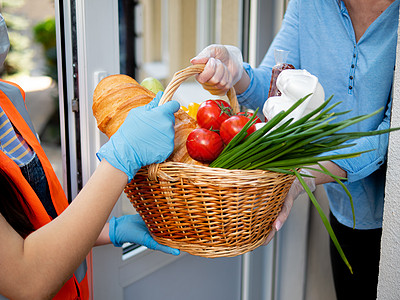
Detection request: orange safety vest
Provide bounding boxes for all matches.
[0,79,89,300]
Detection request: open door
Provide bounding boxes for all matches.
[54,0,309,299]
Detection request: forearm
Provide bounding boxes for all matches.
[94,222,111,246]
[307,161,347,185]
[236,64,272,110]
[233,68,251,95]
[327,120,390,182]
[2,160,126,299]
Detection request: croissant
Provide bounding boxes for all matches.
[92,74,204,165]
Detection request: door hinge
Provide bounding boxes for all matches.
[71,98,79,112]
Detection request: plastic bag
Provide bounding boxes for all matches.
[263,69,325,125]
[268,49,295,98]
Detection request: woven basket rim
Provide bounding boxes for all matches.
[149,161,288,173]
[143,161,294,182]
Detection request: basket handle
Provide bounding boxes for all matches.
[159,64,239,114]
[146,64,239,181]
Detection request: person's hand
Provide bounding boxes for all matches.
[96,92,180,182]
[109,214,180,255]
[190,44,243,96]
[263,169,316,245]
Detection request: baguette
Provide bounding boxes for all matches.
[92,74,205,165]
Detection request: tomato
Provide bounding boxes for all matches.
[236,111,262,124]
[213,99,232,110]
[186,128,224,163]
[219,115,256,145]
[196,99,233,131]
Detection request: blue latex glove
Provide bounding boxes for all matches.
[109,214,180,255]
[97,92,180,182]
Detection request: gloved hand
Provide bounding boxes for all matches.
[96,92,180,182]
[262,169,316,245]
[190,44,244,96]
[109,214,180,255]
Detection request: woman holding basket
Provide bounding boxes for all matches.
[191,0,398,299]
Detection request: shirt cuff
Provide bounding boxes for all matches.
[237,63,256,107]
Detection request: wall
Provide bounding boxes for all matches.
[376,9,400,299]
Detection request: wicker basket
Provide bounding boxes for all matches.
[125,65,296,257]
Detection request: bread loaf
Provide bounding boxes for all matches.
[92,74,204,165]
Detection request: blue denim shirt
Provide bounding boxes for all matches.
[237,0,399,229]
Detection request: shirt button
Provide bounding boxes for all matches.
[349,86,353,89]
[349,76,353,80]
[353,54,356,58]
[351,64,355,68]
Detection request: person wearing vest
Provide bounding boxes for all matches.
[0,14,179,299]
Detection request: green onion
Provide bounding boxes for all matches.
[295,169,353,274]
[210,95,400,273]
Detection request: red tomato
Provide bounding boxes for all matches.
[213,99,232,110]
[219,115,256,145]
[196,100,233,131]
[236,111,262,124]
[186,128,224,163]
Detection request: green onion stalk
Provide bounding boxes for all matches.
[210,94,400,274]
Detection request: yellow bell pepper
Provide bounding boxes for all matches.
[181,102,200,120]
[187,102,200,120]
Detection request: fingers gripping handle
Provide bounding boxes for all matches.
[159,64,239,114]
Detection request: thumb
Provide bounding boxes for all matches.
[262,227,276,246]
[146,91,164,110]
[273,196,294,232]
[144,238,180,255]
[191,56,210,65]
[157,100,180,114]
